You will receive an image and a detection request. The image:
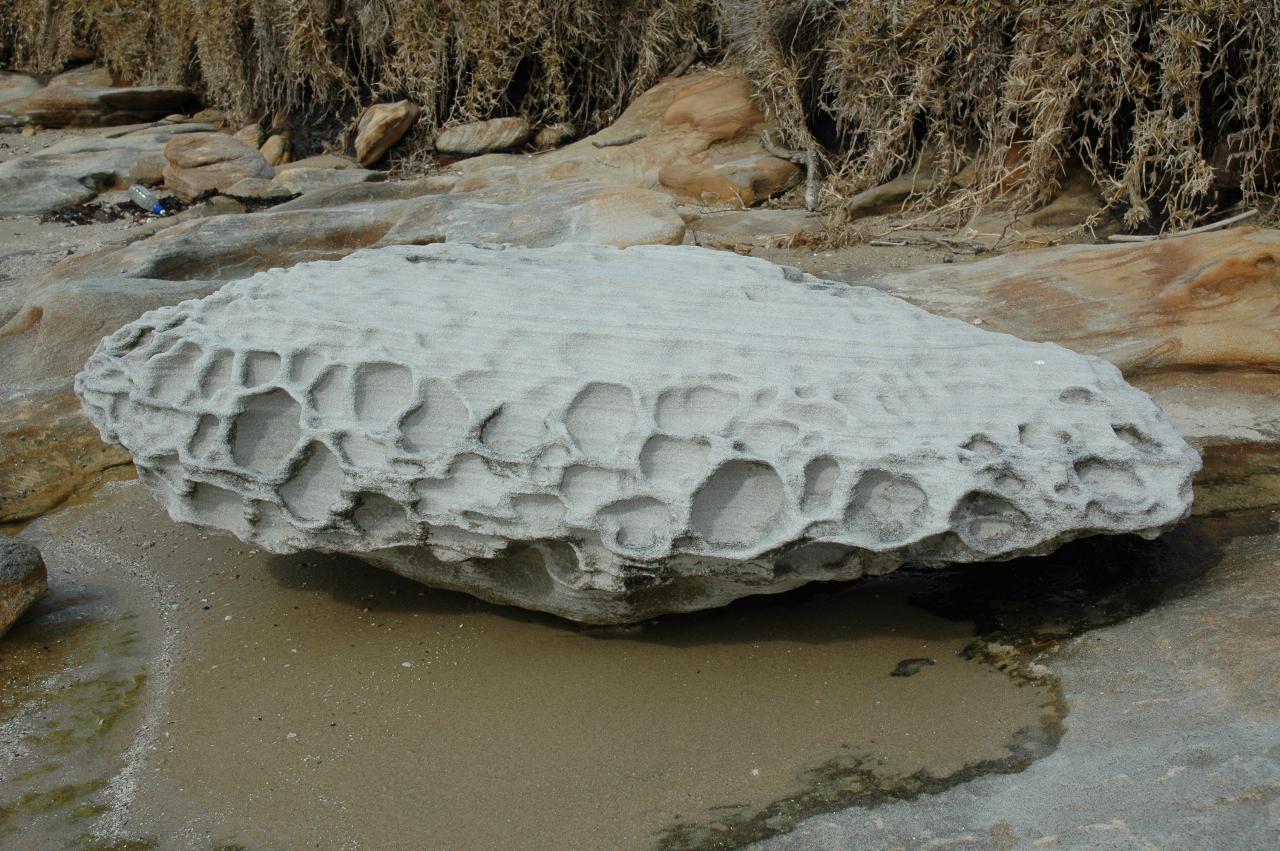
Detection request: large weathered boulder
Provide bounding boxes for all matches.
[163,132,275,202]
[355,100,420,165]
[659,152,801,206]
[877,226,1280,378]
[1,539,47,637]
[75,243,1199,623]
[0,179,684,522]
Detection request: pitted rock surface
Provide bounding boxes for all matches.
[75,243,1200,622]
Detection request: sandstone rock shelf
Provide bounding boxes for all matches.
[75,244,1199,622]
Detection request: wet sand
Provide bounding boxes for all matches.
[3,481,1056,849]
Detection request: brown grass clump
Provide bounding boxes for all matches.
[0,0,718,149]
[724,0,1280,233]
[3,1,1275,231]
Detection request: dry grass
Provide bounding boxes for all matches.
[724,0,1280,233]
[3,0,1274,231]
[0,0,718,152]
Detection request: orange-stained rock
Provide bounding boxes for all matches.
[659,152,800,206]
[447,71,772,197]
[660,74,763,142]
[355,100,420,165]
[880,226,1280,378]
[0,390,132,524]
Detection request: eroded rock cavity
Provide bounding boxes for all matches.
[75,243,1200,623]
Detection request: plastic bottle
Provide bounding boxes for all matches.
[128,184,166,215]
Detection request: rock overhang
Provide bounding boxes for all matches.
[74,242,1201,622]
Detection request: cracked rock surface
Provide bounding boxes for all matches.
[75,243,1200,622]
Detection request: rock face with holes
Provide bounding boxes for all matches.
[74,243,1200,623]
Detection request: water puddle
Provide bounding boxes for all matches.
[1,475,1273,849]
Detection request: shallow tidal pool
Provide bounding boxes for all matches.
[18,477,1215,849]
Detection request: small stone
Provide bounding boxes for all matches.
[434,116,531,157]
[274,153,359,173]
[533,122,576,149]
[234,122,265,149]
[355,100,420,166]
[200,195,247,216]
[259,133,290,166]
[192,108,229,129]
[1,539,47,637]
[223,177,295,201]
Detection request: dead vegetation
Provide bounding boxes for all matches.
[3,0,1276,231]
[0,0,719,145]
[724,0,1280,234]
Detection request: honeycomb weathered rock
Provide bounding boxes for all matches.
[75,243,1200,623]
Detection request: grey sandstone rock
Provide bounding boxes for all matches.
[355,100,420,165]
[75,243,1200,623]
[0,123,214,216]
[271,166,384,195]
[435,117,531,157]
[0,71,43,115]
[223,177,296,202]
[22,81,195,127]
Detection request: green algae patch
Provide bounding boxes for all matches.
[28,672,147,754]
[0,597,152,846]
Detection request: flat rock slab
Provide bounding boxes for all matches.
[17,179,685,289]
[23,85,196,127]
[76,243,1199,623]
[272,166,383,195]
[0,123,213,216]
